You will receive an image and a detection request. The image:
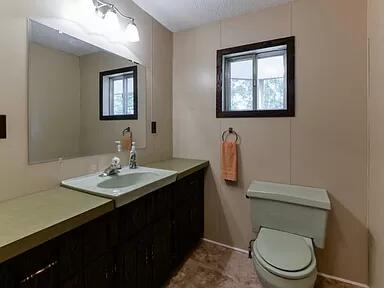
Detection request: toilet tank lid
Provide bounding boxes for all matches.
[247,181,331,210]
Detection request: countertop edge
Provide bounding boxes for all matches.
[0,200,114,264]
[144,158,209,180]
[176,161,209,180]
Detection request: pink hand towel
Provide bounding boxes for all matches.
[221,141,238,182]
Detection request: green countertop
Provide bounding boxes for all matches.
[0,188,113,264]
[144,158,209,179]
[0,158,208,264]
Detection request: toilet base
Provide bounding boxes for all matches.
[252,253,317,288]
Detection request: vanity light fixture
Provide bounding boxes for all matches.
[93,0,140,42]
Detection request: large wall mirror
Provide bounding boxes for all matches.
[28,19,147,164]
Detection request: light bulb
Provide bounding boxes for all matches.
[125,22,140,42]
[104,9,120,32]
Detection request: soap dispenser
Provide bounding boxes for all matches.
[129,142,137,169]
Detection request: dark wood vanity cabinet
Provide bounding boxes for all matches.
[173,170,205,266]
[0,260,15,288]
[0,169,205,288]
[13,240,59,288]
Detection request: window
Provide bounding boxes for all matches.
[100,66,138,120]
[217,37,295,118]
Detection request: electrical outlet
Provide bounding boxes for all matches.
[0,115,6,139]
[151,121,157,134]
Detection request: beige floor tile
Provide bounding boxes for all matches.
[167,240,359,288]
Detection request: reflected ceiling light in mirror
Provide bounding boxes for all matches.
[104,10,120,32]
[125,21,140,42]
[94,0,140,42]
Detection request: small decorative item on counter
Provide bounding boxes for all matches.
[129,142,137,169]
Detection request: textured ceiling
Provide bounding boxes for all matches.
[132,0,293,32]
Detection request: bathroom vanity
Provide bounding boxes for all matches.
[0,159,208,288]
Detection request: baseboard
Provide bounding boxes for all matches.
[202,238,248,254]
[201,238,369,288]
[318,273,369,288]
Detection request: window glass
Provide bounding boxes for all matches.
[257,54,286,110]
[113,78,124,115]
[126,77,134,115]
[229,59,253,111]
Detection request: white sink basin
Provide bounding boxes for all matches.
[97,172,159,189]
[61,166,178,207]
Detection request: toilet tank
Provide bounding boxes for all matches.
[246,181,331,249]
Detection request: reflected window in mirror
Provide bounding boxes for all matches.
[100,66,138,120]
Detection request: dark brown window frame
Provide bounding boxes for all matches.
[216,36,295,118]
[99,66,138,121]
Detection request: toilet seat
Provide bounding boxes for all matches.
[253,228,317,280]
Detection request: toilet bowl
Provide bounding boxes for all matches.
[246,181,331,288]
[252,228,317,288]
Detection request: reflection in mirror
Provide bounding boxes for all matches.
[28,19,147,164]
[100,66,138,120]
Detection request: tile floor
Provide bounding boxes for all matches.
[166,240,360,288]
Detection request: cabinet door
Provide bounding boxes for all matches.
[83,213,116,264]
[119,197,147,242]
[147,186,172,225]
[58,228,83,282]
[84,252,115,288]
[18,264,59,288]
[136,230,152,288]
[116,239,137,288]
[152,216,172,287]
[190,172,205,243]
[173,208,192,266]
[172,171,205,266]
[61,273,83,288]
[16,241,59,288]
[0,261,15,288]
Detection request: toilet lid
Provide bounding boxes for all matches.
[256,228,312,272]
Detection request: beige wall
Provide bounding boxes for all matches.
[79,52,147,156]
[0,0,173,201]
[368,0,384,287]
[29,43,81,162]
[173,0,368,283]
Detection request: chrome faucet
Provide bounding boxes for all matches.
[99,157,121,177]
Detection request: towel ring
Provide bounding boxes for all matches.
[222,127,240,143]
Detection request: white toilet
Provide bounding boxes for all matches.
[246,181,331,288]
